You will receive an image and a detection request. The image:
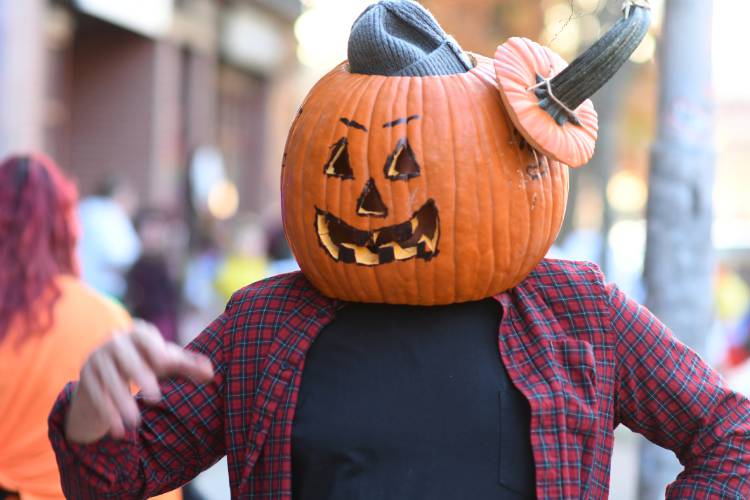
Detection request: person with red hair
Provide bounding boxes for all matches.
[0,154,179,500]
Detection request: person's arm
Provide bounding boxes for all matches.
[48,311,228,499]
[610,283,750,498]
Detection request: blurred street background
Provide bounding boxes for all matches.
[1,0,749,498]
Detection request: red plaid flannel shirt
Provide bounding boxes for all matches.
[48,259,750,499]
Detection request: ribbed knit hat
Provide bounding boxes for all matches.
[348,0,472,77]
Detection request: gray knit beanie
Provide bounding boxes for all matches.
[348,0,472,77]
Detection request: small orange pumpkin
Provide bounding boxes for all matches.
[281,3,650,305]
[495,37,599,167]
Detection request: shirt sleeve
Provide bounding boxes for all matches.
[48,305,230,499]
[609,282,750,499]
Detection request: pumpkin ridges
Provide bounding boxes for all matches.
[334,69,377,302]
[467,73,493,301]
[285,69,346,295]
[306,70,348,287]
[454,67,493,300]
[354,72,391,304]
[330,73,347,296]
[465,64,509,298]
[318,68,348,293]
[476,67,506,299]
[540,157,554,271]
[462,61,499,295]
[472,56,514,295]
[449,70,463,303]
[418,76,445,304]
[414,73,438,304]
[502,94,528,289]
[537,157,554,270]
[546,158,560,258]
[417,77,440,305]
[405,74,424,303]
[494,105,520,291]
[522,149,557,279]
[370,76,396,303]
[387,76,415,302]
[434,74,460,304]
[448,75,475,302]
[392,75,421,304]
[524,155,544,276]
[518,163,535,289]
[389,75,418,303]
[548,161,568,268]
[281,82,321,274]
[506,108,534,285]
[517,159,562,290]
[348,71,390,303]
[368,74,410,303]
[321,68,374,301]
[538,158,566,271]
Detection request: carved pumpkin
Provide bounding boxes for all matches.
[281,54,566,305]
[280,3,650,305]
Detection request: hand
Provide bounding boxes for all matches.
[65,320,214,444]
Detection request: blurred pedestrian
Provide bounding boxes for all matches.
[181,231,223,346]
[183,232,222,314]
[125,209,180,344]
[714,264,750,367]
[77,175,141,301]
[0,153,179,500]
[214,219,268,301]
[265,225,299,277]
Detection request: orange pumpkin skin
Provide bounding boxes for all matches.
[281,54,569,305]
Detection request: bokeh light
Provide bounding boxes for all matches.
[295,0,375,71]
[207,180,240,220]
[629,32,656,64]
[714,0,750,101]
[607,170,648,215]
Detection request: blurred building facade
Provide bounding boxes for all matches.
[0,0,302,221]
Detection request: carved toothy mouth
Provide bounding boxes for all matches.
[315,200,440,266]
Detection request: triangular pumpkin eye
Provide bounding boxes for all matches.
[324,138,354,179]
[384,139,420,180]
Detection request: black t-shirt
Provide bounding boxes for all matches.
[292,299,536,499]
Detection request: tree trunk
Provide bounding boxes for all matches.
[637,0,715,498]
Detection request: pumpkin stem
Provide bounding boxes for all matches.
[535,2,651,126]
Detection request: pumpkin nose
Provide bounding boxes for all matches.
[356,178,388,217]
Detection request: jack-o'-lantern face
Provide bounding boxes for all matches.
[281,54,569,305]
[315,116,440,266]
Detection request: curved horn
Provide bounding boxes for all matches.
[536,1,651,126]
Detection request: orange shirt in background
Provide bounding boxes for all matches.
[0,275,180,500]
